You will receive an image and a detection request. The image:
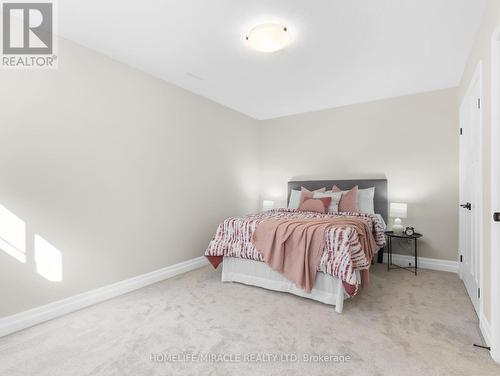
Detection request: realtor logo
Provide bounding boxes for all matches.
[1,1,57,68]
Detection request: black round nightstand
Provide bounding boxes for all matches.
[384,231,423,275]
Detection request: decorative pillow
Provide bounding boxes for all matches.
[298,197,332,214]
[331,186,375,214]
[299,187,326,206]
[288,189,302,209]
[357,187,375,214]
[313,191,343,212]
[332,185,359,212]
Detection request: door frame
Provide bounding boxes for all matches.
[490,26,500,364]
[459,60,484,329]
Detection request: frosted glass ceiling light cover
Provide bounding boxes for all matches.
[245,24,290,53]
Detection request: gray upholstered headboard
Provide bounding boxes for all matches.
[287,179,388,224]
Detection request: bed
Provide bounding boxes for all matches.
[205,179,388,313]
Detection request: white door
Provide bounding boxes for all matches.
[459,65,482,316]
[491,33,500,362]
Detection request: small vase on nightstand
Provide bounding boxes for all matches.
[392,218,404,235]
[390,203,407,235]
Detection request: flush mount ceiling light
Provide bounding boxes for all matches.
[245,24,290,53]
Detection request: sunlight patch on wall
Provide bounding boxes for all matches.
[34,234,62,282]
[0,204,27,263]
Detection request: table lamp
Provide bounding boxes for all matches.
[262,200,274,211]
[390,203,407,235]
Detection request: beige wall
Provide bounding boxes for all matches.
[0,38,260,317]
[459,0,500,324]
[0,33,465,320]
[259,88,459,262]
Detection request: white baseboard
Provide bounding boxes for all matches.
[0,256,209,338]
[480,312,491,346]
[382,253,458,273]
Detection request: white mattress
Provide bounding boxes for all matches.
[221,257,357,313]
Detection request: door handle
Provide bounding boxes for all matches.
[460,203,472,210]
[494,212,500,222]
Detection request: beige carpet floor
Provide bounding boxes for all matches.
[0,264,499,376]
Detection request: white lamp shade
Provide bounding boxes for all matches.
[262,200,274,211]
[390,203,407,219]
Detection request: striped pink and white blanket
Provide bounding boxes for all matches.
[205,209,386,296]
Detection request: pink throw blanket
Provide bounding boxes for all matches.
[252,217,377,293]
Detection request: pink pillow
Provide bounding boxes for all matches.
[332,185,359,212]
[299,187,326,205]
[298,197,332,214]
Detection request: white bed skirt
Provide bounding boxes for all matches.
[221,257,349,313]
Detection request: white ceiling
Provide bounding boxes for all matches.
[59,0,486,120]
